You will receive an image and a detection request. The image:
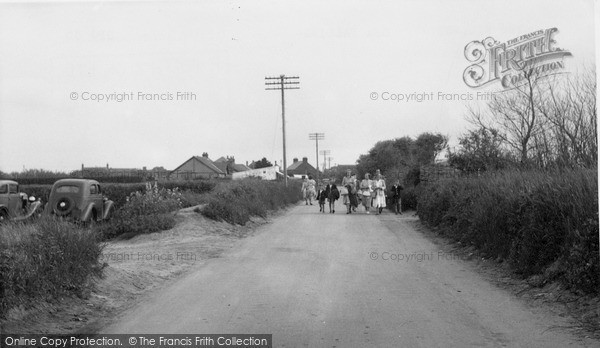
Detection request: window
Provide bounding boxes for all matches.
[56,185,80,193]
[8,184,17,194]
[90,185,98,194]
[0,185,7,194]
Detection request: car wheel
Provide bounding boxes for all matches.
[54,197,74,215]
[0,209,8,223]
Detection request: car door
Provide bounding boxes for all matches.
[89,184,103,218]
[96,184,105,218]
[7,183,20,217]
[0,183,8,213]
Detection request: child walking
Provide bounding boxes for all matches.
[328,184,340,213]
[316,184,329,213]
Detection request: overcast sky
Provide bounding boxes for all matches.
[0,0,597,173]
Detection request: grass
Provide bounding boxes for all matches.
[0,218,104,317]
[417,168,599,294]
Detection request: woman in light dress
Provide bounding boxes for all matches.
[359,173,372,214]
[373,171,386,215]
[305,175,317,205]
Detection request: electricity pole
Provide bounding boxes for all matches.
[309,132,324,180]
[327,156,333,170]
[266,75,299,186]
[320,150,330,173]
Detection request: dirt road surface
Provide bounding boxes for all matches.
[103,204,597,347]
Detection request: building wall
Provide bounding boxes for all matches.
[232,166,280,181]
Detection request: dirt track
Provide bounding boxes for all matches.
[102,204,598,347]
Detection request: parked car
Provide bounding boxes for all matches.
[0,180,44,222]
[45,179,114,222]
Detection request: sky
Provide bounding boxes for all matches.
[0,0,597,173]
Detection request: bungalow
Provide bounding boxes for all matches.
[286,157,319,178]
[170,153,225,180]
[232,166,283,181]
[213,156,251,175]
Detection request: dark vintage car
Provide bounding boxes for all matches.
[0,180,44,222]
[46,179,114,222]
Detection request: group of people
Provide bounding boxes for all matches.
[301,169,403,215]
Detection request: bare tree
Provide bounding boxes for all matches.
[467,65,597,168]
[540,67,597,167]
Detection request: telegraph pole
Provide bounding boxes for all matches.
[309,132,324,180]
[327,156,333,170]
[320,150,330,173]
[266,75,300,186]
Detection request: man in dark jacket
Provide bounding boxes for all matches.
[390,180,403,215]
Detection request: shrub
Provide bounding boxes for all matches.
[201,179,302,225]
[20,180,217,208]
[19,184,52,203]
[417,168,599,294]
[96,183,182,239]
[0,218,103,317]
[400,186,419,211]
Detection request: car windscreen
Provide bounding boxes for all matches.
[56,185,80,193]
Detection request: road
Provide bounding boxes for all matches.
[103,204,595,347]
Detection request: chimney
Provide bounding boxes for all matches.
[202,152,209,158]
[293,158,298,163]
[246,161,248,166]
[302,157,308,163]
[106,163,109,169]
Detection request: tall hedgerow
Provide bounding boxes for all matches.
[417,168,598,294]
[200,179,302,225]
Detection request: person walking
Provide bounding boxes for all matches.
[306,175,317,205]
[373,171,387,215]
[342,170,357,214]
[349,174,359,212]
[328,183,340,213]
[391,179,403,215]
[360,173,372,214]
[316,183,329,213]
[301,176,309,205]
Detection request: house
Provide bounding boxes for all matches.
[213,156,251,175]
[286,157,319,178]
[150,166,170,180]
[232,166,284,181]
[73,163,146,179]
[170,153,225,180]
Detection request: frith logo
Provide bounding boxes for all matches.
[463,28,572,89]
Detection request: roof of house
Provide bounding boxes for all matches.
[232,163,250,172]
[214,161,251,174]
[170,156,225,174]
[287,159,318,174]
[287,161,304,171]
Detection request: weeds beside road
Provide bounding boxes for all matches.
[0,179,301,321]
